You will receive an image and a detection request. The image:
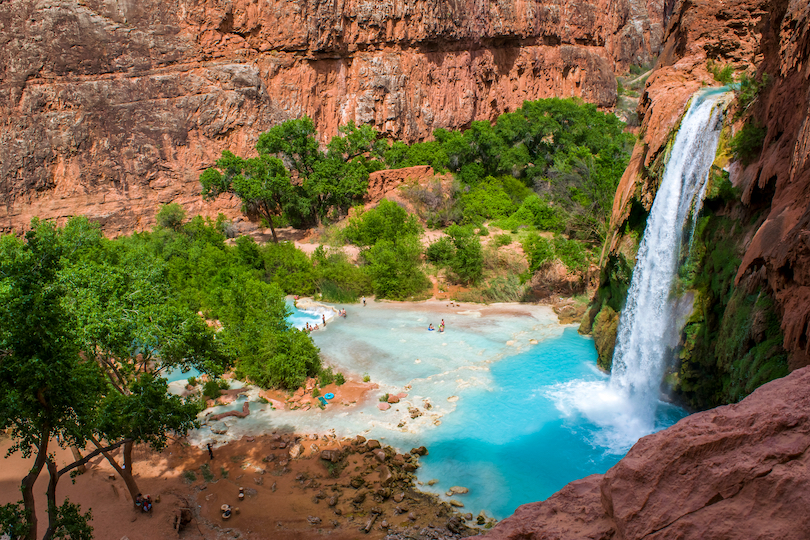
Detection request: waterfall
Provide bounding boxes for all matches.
[609,88,728,428]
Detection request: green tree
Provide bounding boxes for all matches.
[200,151,292,242]
[343,199,422,247]
[446,225,484,284]
[155,203,187,231]
[0,221,115,539]
[363,237,430,299]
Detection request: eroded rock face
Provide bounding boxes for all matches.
[1,0,665,234]
[480,366,810,540]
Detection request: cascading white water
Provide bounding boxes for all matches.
[610,88,729,428]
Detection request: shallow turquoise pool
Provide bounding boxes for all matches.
[186,300,687,520]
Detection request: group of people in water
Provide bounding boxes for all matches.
[304,309,347,332]
[428,319,446,332]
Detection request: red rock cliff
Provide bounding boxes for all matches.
[479,364,810,540]
[0,0,665,234]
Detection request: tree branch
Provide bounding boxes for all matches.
[57,438,133,478]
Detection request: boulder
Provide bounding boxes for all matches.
[320,449,341,463]
[377,402,391,411]
[411,446,429,456]
[387,395,400,404]
[378,465,394,487]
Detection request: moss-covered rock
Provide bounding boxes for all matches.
[593,306,619,371]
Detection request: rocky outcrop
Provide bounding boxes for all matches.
[1,0,666,235]
[480,365,810,540]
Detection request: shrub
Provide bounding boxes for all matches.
[708,60,735,85]
[446,225,484,285]
[426,237,456,266]
[379,393,390,402]
[187,376,198,386]
[522,233,555,273]
[494,234,512,248]
[362,373,370,382]
[200,463,214,482]
[156,202,187,231]
[552,236,590,273]
[319,366,336,386]
[203,379,222,399]
[312,387,321,397]
[335,372,346,386]
[343,200,422,246]
[729,122,766,165]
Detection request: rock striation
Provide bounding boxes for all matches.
[1,0,666,234]
[479,365,810,540]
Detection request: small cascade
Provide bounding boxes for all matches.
[610,88,729,428]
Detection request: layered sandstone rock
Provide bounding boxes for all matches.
[480,365,810,540]
[0,0,665,234]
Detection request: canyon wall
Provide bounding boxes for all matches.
[480,364,810,540]
[0,0,665,235]
[583,0,810,403]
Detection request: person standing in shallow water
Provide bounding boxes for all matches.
[362,296,366,306]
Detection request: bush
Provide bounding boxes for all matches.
[363,237,430,300]
[447,225,484,285]
[344,200,422,246]
[156,203,187,231]
[708,60,735,84]
[379,393,390,402]
[335,372,346,385]
[729,122,766,165]
[553,236,590,273]
[426,237,456,266]
[312,387,321,397]
[203,379,222,399]
[187,376,198,386]
[494,234,512,248]
[522,233,555,272]
[362,373,370,382]
[319,366,336,386]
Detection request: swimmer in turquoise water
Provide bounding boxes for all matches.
[428,324,435,331]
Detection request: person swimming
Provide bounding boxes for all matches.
[439,323,445,332]
[428,324,435,331]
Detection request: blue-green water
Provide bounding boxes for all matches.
[186,300,688,520]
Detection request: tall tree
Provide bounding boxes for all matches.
[0,220,102,540]
[200,151,292,242]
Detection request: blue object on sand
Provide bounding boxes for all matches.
[318,396,328,406]
[324,392,335,400]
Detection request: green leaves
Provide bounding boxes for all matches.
[343,200,422,247]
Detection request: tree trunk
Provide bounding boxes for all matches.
[93,438,141,504]
[70,447,87,474]
[21,426,50,540]
[43,459,59,540]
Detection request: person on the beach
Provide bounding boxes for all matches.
[135,493,143,508]
[207,442,214,460]
[322,314,326,325]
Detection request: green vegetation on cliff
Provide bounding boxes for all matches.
[674,172,788,408]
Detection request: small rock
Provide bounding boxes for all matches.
[448,499,464,508]
[277,442,287,449]
[253,476,263,485]
[307,516,321,525]
[366,440,382,450]
[447,395,459,402]
[355,435,366,445]
[377,402,391,411]
[411,446,429,456]
[320,449,341,463]
[463,513,473,521]
[373,449,386,463]
[426,479,439,486]
[350,476,365,489]
[352,492,367,504]
[289,443,305,459]
[393,492,405,503]
[408,407,422,419]
[328,496,339,507]
[387,395,400,404]
[397,392,408,398]
[447,486,469,495]
[407,512,417,521]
